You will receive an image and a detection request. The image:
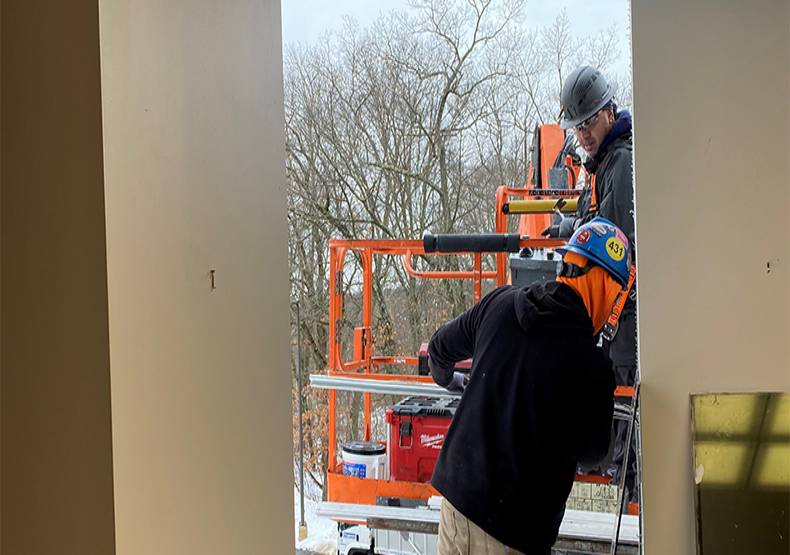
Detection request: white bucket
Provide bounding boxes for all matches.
[341,441,386,480]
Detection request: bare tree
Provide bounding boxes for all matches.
[286,2,628,498]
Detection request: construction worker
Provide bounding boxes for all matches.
[543,65,637,499]
[542,65,634,244]
[429,218,632,555]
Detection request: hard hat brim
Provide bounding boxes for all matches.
[559,93,615,130]
[556,244,629,286]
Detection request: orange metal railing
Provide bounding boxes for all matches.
[325,236,564,483]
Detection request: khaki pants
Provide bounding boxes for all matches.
[437,499,530,555]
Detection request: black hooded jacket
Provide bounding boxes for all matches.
[576,110,637,371]
[573,110,635,249]
[429,282,614,553]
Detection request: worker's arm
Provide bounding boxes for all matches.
[596,149,635,248]
[560,185,593,236]
[541,213,578,238]
[427,294,488,388]
[542,188,589,238]
[575,353,616,465]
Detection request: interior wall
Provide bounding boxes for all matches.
[98,1,294,553]
[1,0,3,543]
[630,0,790,552]
[1,1,116,553]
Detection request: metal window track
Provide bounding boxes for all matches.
[309,374,633,421]
[316,501,640,545]
[317,501,441,524]
[309,374,459,398]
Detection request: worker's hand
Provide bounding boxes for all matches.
[542,212,563,238]
[542,215,577,238]
[445,371,468,394]
[541,224,561,238]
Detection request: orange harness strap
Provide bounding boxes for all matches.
[602,265,636,342]
[588,149,613,215]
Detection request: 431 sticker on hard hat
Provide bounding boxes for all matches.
[606,237,626,261]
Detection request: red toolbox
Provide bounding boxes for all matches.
[386,396,459,483]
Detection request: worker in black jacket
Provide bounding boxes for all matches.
[543,66,634,246]
[544,65,637,498]
[429,218,632,555]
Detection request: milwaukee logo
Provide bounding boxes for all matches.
[420,433,445,449]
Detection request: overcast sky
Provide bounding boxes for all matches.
[281,0,632,77]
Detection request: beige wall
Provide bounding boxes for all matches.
[2,0,293,553]
[98,1,294,553]
[1,1,117,553]
[631,0,790,552]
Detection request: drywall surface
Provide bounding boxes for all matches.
[99,1,293,553]
[631,0,790,552]
[1,0,116,553]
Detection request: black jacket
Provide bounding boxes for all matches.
[574,111,637,372]
[428,282,614,553]
[572,110,635,250]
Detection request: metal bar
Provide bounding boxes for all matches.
[575,473,618,485]
[635,402,644,555]
[327,247,338,469]
[504,198,579,214]
[494,186,509,286]
[317,501,441,524]
[553,539,638,554]
[317,502,639,545]
[363,394,372,441]
[560,510,640,545]
[611,383,640,555]
[402,250,497,280]
[473,253,482,303]
[522,188,581,197]
[362,250,373,441]
[328,388,337,474]
[328,246,337,373]
[423,233,521,253]
[331,372,433,383]
[336,359,366,372]
[311,374,460,398]
[371,356,419,366]
[313,374,632,420]
[329,239,425,249]
[500,186,579,199]
[295,301,306,529]
[368,517,439,535]
[330,237,563,251]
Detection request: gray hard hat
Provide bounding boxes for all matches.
[560,66,614,130]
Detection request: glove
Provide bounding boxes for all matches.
[541,215,578,238]
[541,223,561,237]
[445,371,469,394]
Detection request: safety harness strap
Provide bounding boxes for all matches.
[602,265,636,342]
[588,173,599,213]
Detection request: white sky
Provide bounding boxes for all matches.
[281,0,633,77]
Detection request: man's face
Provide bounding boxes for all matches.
[574,107,615,157]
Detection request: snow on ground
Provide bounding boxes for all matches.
[294,484,337,554]
[291,405,391,554]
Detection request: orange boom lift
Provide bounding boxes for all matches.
[315,122,638,518]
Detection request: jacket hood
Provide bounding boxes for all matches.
[585,110,632,172]
[514,281,593,335]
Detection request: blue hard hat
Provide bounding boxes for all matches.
[556,217,632,286]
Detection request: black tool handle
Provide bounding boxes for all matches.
[423,233,521,253]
